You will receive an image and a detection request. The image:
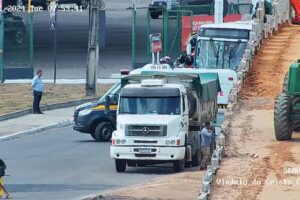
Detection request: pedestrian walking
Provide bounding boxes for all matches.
[0,159,9,199]
[31,69,44,114]
[199,122,213,170]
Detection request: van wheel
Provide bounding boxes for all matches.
[115,159,126,172]
[90,133,96,140]
[94,122,112,142]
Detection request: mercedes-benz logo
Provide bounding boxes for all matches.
[142,127,149,135]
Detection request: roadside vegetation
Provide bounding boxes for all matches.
[0,83,111,115]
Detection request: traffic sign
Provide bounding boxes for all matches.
[150,33,161,43]
[150,33,162,53]
[151,42,162,52]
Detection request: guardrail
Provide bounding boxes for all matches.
[198,0,291,199]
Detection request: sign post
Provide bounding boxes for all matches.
[0,0,4,83]
[28,0,34,72]
[49,1,57,83]
[149,33,162,64]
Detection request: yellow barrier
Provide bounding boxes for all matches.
[0,178,4,197]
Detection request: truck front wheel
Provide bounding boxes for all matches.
[115,159,126,172]
[173,159,185,172]
[94,122,113,142]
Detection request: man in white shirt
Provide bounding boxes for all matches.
[31,69,44,114]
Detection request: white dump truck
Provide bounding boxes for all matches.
[110,66,220,172]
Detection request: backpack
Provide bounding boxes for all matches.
[0,159,6,177]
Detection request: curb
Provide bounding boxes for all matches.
[0,120,74,142]
[0,97,98,122]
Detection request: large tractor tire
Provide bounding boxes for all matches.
[274,94,292,141]
[293,96,300,131]
[282,72,288,93]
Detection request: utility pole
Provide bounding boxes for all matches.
[0,0,4,83]
[131,0,136,70]
[86,0,101,96]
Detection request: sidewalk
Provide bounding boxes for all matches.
[0,107,75,138]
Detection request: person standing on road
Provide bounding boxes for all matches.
[0,159,9,199]
[199,122,213,170]
[31,69,44,114]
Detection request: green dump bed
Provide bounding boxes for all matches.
[140,69,221,102]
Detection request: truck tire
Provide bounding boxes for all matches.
[282,72,288,93]
[191,149,200,167]
[173,159,185,172]
[94,122,113,142]
[115,159,126,172]
[274,94,292,141]
[187,93,197,118]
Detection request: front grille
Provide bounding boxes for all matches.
[126,125,167,137]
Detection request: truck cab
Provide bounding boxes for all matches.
[193,21,252,106]
[110,70,220,173]
[194,21,252,70]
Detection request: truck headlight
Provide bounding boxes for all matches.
[78,109,92,116]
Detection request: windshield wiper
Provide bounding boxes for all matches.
[228,40,241,69]
[209,38,220,67]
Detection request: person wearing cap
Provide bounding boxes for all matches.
[199,122,213,170]
[159,56,171,64]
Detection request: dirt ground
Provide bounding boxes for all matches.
[210,24,300,200]
[0,84,111,115]
[95,24,300,200]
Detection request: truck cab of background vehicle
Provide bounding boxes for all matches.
[194,21,252,71]
[192,21,252,105]
[73,81,120,142]
[110,68,220,173]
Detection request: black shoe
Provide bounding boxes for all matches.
[33,111,39,114]
[37,111,44,114]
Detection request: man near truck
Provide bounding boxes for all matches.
[199,122,213,170]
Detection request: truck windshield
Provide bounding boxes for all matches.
[98,81,121,103]
[119,97,181,115]
[194,39,247,70]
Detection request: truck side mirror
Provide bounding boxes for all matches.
[105,96,111,109]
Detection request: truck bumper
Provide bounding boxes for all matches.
[110,145,185,160]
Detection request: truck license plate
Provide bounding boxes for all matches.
[139,148,151,154]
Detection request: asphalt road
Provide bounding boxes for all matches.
[0,126,177,200]
[3,0,161,79]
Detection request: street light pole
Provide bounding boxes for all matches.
[0,0,4,83]
[86,0,100,96]
[131,0,136,70]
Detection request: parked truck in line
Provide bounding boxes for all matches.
[110,67,220,172]
[193,21,253,105]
